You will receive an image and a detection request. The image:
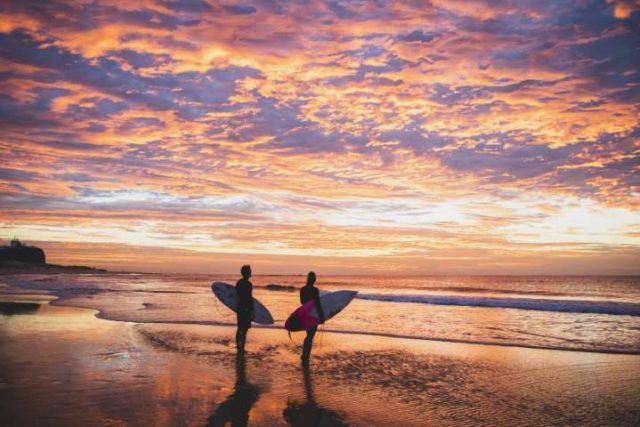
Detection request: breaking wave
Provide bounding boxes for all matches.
[356,293,640,316]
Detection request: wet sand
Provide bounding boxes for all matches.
[1,299,639,426]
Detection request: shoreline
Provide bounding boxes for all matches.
[8,285,640,357]
[99,316,640,356]
[46,294,640,356]
[0,264,110,275]
[2,274,638,356]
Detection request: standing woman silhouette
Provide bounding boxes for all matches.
[300,272,325,363]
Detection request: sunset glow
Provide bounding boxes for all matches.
[1,0,638,274]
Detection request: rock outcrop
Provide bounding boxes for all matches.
[0,239,46,264]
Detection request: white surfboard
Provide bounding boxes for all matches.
[211,282,274,325]
[285,290,358,331]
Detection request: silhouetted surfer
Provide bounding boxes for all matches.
[235,265,254,354]
[300,272,325,363]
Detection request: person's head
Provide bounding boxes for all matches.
[241,265,252,279]
[306,271,316,286]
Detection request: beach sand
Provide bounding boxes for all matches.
[1,298,639,426]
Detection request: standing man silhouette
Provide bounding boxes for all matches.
[300,271,325,363]
[235,265,254,354]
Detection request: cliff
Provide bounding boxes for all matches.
[0,239,46,264]
[0,239,108,274]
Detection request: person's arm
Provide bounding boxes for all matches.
[314,289,325,323]
[248,282,254,317]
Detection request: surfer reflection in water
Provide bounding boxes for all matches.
[235,265,254,354]
[207,353,261,427]
[283,363,348,426]
[300,272,325,363]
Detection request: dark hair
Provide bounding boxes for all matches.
[306,271,316,286]
[241,265,251,278]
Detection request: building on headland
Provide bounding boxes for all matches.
[0,239,46,264]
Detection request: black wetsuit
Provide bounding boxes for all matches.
[300,285,325,360]
[236,278,253,328]
[300,286,324,317]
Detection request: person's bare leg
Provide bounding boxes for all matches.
[302,327,317,361]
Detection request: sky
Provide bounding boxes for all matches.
[0,0,639,275]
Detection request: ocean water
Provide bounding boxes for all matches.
[2,273,639,353]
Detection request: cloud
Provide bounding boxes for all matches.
[397,30,435,43]
[53,173,101,182]
[0,30,261,121]
[158,0,213,13]
[108,49,172,69]
[442,141,571,181]
[2,1,201,31]
[66,98,129,119]
[0,168,42,182]
[223,4,257,15]
[378,127,452,155]
[0,93,60,127]
[118,117,166,131]
[0,0,638,273]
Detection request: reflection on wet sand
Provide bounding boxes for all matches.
[207,354,261,427]
[284,363,349,427]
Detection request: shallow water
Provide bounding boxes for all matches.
[2,273,639,353]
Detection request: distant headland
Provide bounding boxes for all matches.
[0,239,107,274]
